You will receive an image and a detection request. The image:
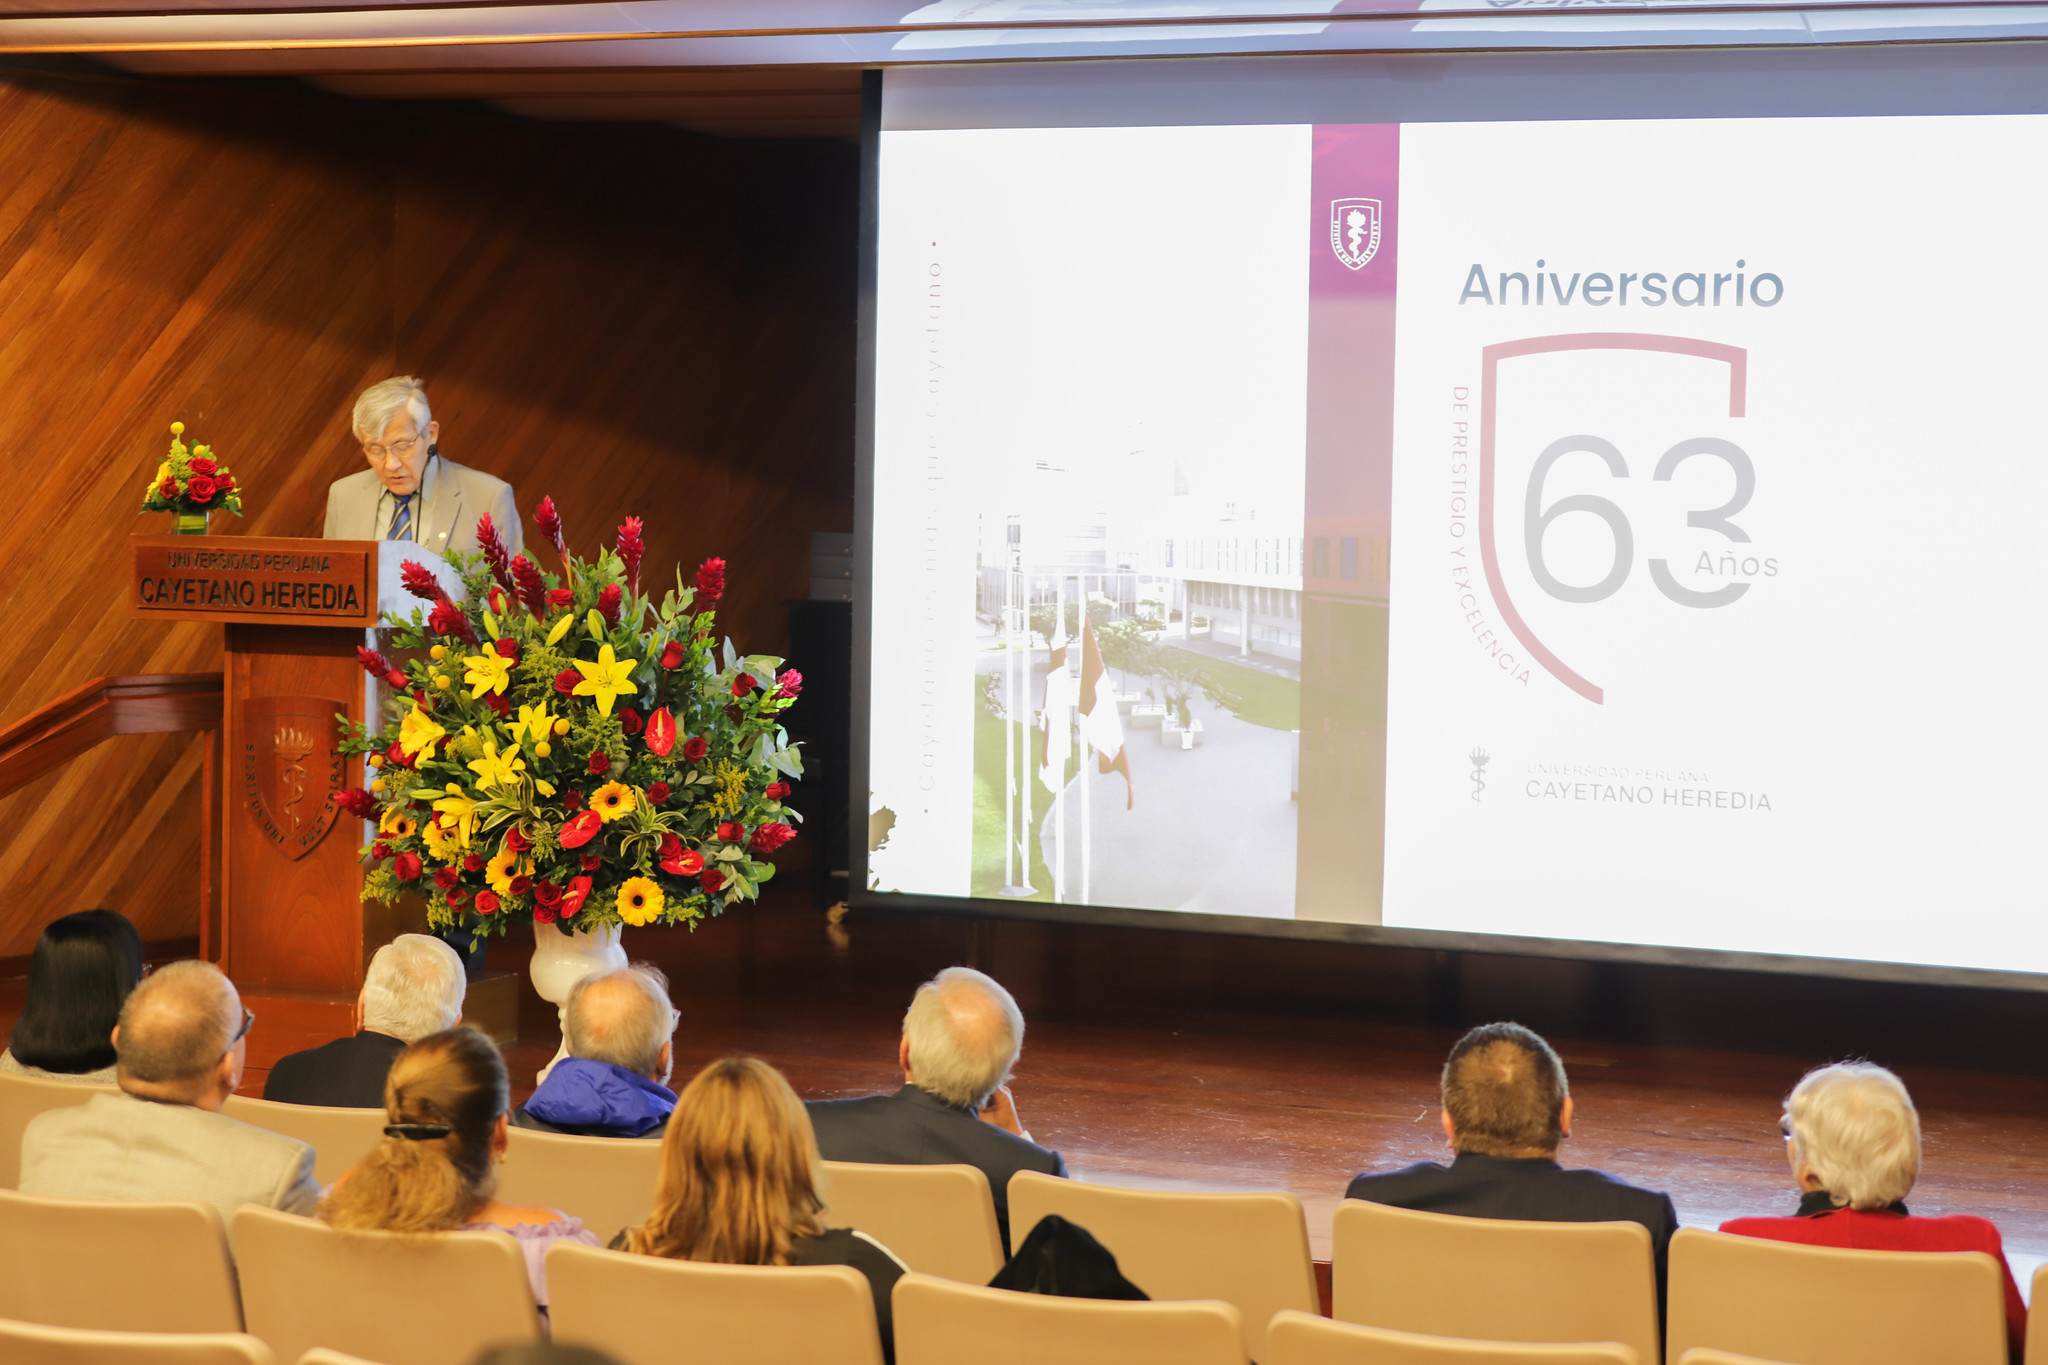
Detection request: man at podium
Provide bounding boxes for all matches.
[323,376,521,555]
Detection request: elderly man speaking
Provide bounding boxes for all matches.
[323,375,521,556]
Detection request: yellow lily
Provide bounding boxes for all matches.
[462,643,515,698]
[571,643,639,717]
[510,702,556,750]
[432,784,479,847]
[398,705,446,761]
[546,613,574,646]
[466,731,527,793]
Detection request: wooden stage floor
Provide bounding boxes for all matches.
[6,886,2044,1292]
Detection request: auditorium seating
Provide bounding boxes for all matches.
[0,1189,242,1333]
[1664,1227,2007,1365]
[0,1072,116,1187]
[1674,1352,1794,1365]
[218,1096,388,1186]
[1007,1169,1319,1360]
[2034,1265,2048,1365]
[1265,1313,1639,1365]
[893,1270,1246,1365]
[230,1206,539,1365]
[1331,1200,1659,1365]
[295,1352,391,1365]
[546,1240,884,1365]
[496,1126,663,1243]
[819,1160,1004,1282]
[0,1319,273,1365]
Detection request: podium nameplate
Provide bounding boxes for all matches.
[130,535,379,628]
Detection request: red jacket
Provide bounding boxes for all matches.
[1720,1205,2026,1353]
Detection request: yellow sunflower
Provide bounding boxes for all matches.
[591,781,636,824]
[377,806,418,839]
[485,847,531,896]
[617,876,665,926]
[422,818,460,861]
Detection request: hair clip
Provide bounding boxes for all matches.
[383,1122,453,1140]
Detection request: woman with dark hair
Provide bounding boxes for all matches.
[2,909,144,1082]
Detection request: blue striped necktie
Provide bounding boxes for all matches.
[387,494,413,542]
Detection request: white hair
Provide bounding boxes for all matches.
[360,935,465,1043]
[565,964,675,1081]
[1786,1062,1922,1210]
[352,375,432,443]
[902,966,1024,1109]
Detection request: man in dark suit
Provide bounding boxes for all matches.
[1347,1021,1680,1313]
[807,966,1065,1250]
[263,934,465,1108]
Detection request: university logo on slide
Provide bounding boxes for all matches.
[1329,197,1383,270]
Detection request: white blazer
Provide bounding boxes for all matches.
[322,456,523,559]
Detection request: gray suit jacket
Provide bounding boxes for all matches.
[322,456,522,559]
[20,1091,320,1225]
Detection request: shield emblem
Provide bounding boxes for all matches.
[243,696,347,860]
[1329,197,1383,271]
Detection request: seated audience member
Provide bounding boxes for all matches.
[1346,1022,1680,1305]
[617,1057,908,1363]
[19,959,318,1221]
[1722,1061,2026,1353]
[807,966,1064,1248]
[513,965,677,1137]
[2,908,144,1083]
[265,933,465,1107]
[324,1028,598,1314]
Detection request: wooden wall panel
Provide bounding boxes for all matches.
[0,66,858,958]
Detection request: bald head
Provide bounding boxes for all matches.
[116,960,241,1103]
[1441,1022,1570,1158]
[901,967,1024,1109]
[565,965,675,1082]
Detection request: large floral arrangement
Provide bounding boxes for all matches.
[332,498,804,944]
[139,422,245,519]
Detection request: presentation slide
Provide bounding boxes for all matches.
[866,112,2048,978]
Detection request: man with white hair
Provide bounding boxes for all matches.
[512,964,679,1138]
[807,966,1066,1247]
[322,375,521,556]
[20,960,318,1223]
[264,934,466,1107]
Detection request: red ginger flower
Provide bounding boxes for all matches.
[331,788,377,818]
[617,517,645,595]
[775,669,803,700]
[694,557,726,605]
[400,560,442,602]
[511,554,548,618]
[597,582,622,629]
[428,599,474,643]
[475,513,515,594]
[356,645,394,678]
[534,496,567,557]
[750,822,796,854]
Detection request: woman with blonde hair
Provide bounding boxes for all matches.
[616,1057,907,1361]
[323,1029,598,1315]
[1723,1061,2025,1355]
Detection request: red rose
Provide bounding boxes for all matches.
[701,868,726,894]
[554,668,580,695]
[533,880,564,909]
[508,875,533,898]
[561,875,593,916]
[185,475,218,504]
[412,689,428,704]
[488,587,507,616]
[434,866,459,890]
[463,853,484,873]
[546,587,574,609]
[394,852,423,882]
[384,740,412,769]
[157,476,180,499]
[188,456,218,476]
[428,599,473,641]
[215,474,235,493]
[659,641,686,669]
[750,823,796,854]
[494,638,519,663]
[765,782,791,801]
[474,890,501,916]
[580,851,603,871]
[694,557,726,604]
[532,903,559,925]
[644,707,676,757]
[731,674,756,698]
[385,669,408,690]
[559,809,603,849]
[597,582,622,628]
[331,789,377,818]
[564,789,584,810]
[646,782,670,805]
[371,841,391,860]
[682,736,708,763]
[506,828,531,854]
[586,751,611,777]
[716,822,744,844]
[775,669,803,700]
[483,693,510,720]
[448,889,470,907]
[619,709,643,737]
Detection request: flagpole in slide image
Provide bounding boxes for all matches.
[1080,573,1092,908]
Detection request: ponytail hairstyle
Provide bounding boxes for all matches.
[320,1028,508,1233]
[625,1057,824,1265]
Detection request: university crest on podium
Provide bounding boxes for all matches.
[243,696,346,860]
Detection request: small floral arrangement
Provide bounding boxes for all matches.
[332,497,805,944]
[139,422,244,518]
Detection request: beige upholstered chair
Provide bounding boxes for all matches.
[496,1125,662,1242]
[0,1070,116,1188]
[0,1320,273,1365]
[1675,1352,1797,1365]
[819,1160,1004,1283]
[219,1095,390,1186]
[1666,1227,2007,1365]
[2030,1263,2048,1365]
[546,1240,884,1365]
[0,1188,242,1332]
[296,1352,391,1365]
[892,1270,1246,1365]
[231,1205,539,1365]
[1266,1312,1638,1365]
[1007,1170,1316,1360]
[1331,1200,1657,1365]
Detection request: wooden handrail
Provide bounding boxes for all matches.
[0,672,223,800]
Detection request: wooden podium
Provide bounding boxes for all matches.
[130,534,516,1066]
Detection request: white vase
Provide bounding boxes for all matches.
[528,919,628,1085]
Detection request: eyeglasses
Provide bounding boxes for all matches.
[363,435,423,463]
[222,1008,255,1059]
[1779,1115,1793,1141]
